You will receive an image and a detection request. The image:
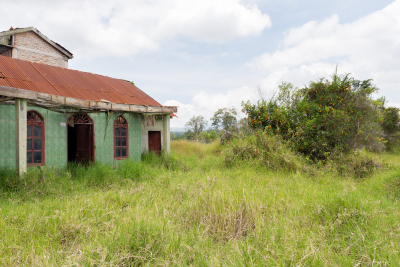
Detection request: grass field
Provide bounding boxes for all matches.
[0,140,399,266]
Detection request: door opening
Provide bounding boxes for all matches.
[148,131,161,154]
[67,114,94,165]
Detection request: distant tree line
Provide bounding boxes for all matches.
[172,108,240,143]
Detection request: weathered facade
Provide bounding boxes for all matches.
[0,105,144,169]
[0,27,177,173]
[0,27,72,68]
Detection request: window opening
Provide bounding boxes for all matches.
[27,111,45,166]
[114,115,128,159]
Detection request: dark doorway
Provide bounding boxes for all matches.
[67,114,94,165]
[148,131,161,154]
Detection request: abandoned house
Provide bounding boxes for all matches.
[0,27,177,174]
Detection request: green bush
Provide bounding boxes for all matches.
[381,106,400,151]
[198,130,218,143]
[242,73,388,160]
[329,150,381,178]
[224,130,303,171]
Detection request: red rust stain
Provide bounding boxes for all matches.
[0,55,162,107]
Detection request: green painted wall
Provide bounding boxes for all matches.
[0,104,16,169]
[35,106,68,168]
[0,104,142,169]
[92,112,142,164]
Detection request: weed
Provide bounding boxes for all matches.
[182,196,256,242]
[224,131,304,172]
[0,141,399,266]
[331,151,382,178]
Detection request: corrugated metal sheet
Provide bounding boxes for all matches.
[0,55,162,106]
[0,78,10,87]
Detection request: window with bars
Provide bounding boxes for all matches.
[114,115,128,159]
[27,111,45,166]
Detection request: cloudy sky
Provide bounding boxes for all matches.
[2,0,399,128]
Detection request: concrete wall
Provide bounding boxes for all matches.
[0,104,142,169]
[0,105,67,169]
[92,112,142,164]
[12,31,68,68]
[141,115,170,153]
[0,104,16,169]
[164,114,170,153]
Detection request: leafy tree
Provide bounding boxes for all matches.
[209,130,218,140]
[210,108,238,132]
[381,105,400,151]
[381,107,400,135]
[242,73,387,160]
[185,131,196,141]
[198,132,211,143]
[185,115,207,141]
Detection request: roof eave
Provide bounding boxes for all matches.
[0,85,177,114]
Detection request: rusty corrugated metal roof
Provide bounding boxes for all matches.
[0,55,162,107]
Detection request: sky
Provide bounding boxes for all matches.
[1,0,399,129]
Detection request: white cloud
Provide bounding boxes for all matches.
[387,102,400,109]
[164,86,258,128]
[249,0,400,102]
[1,0,271,59]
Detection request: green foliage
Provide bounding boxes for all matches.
[243,73,388,160]
[185,115,207,140]
[211,107,238,132]
[224,130,303,171]
[0,142,399,265]
[381,106,400,151]
[381,107,400,134]
[198,130,218,143]
[329,150,381,178]
[179,130,195,140]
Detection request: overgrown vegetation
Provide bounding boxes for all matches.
[0,73,399,265]
[225,129,383,179]
[381,105,400,151]
[1,140,400,266]
[242,73,400,160]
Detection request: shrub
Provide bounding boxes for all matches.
[224,131,302,171]
[242,73,386,160]
[381,106,400,151]
[330,150,381,178]
[198,130,218,143]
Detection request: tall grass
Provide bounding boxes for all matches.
[0,140,399,266]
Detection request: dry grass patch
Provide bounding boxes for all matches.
[181,196,257,242]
